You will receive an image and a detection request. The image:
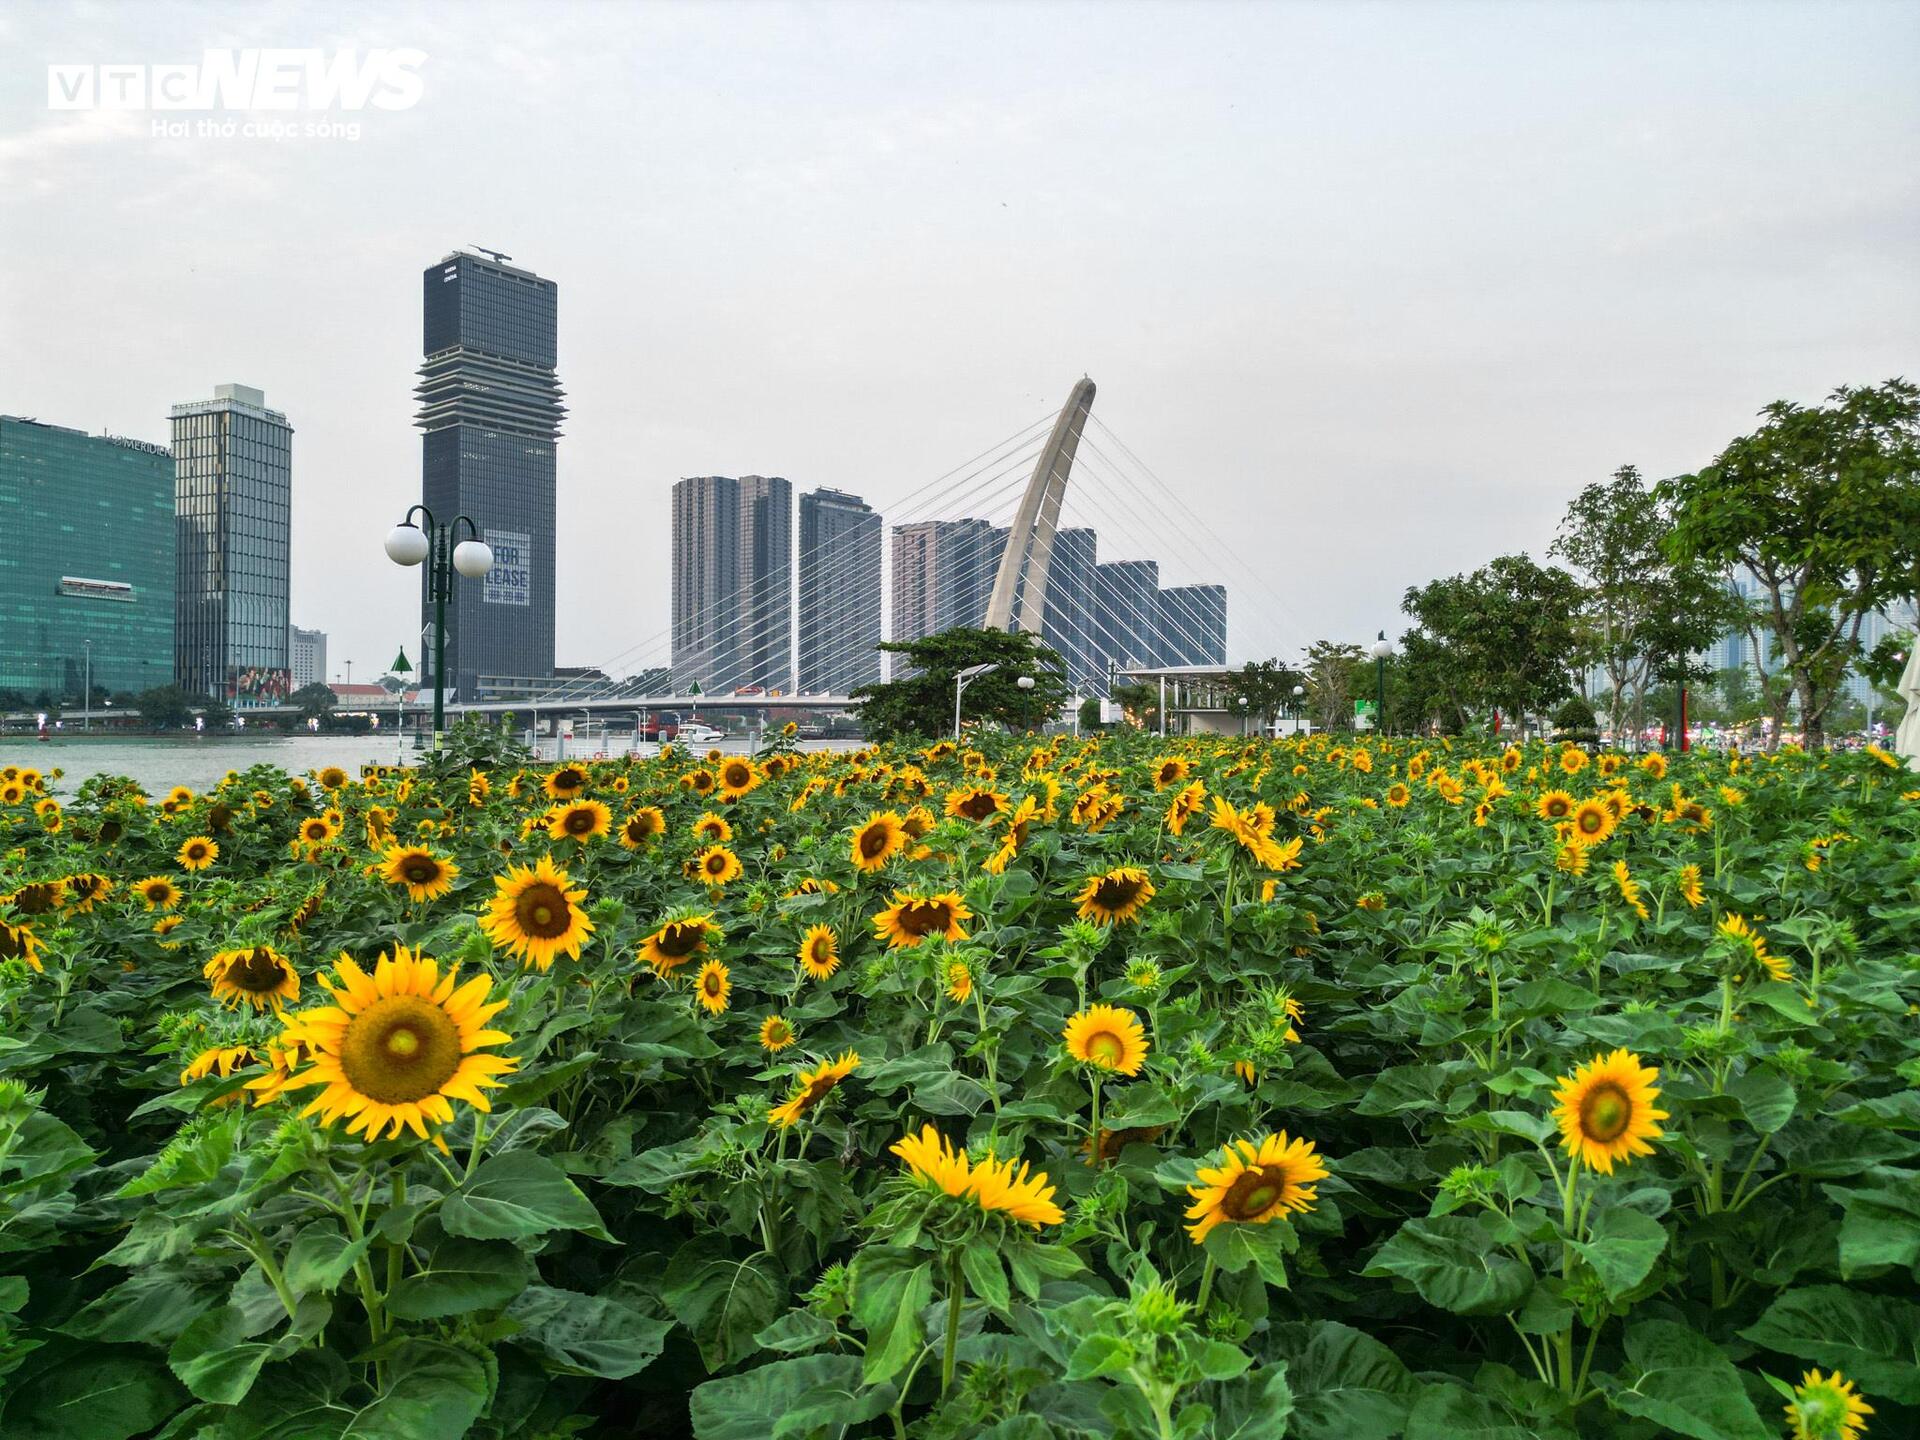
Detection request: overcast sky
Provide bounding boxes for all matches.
[2,0,1915,680]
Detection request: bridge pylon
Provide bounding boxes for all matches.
[983,376,1095,634]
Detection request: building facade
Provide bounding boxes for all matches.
[289,625,328,689]
[416,251,564,698]
[1041,526,1100,694]
[1093,559,1160,673]
[890,518,1007,646]
[672,476,740,692]
[1158,584,1228,666]
[0,416,176,704]
[797,487,882,693]
[171,384,293,704]
[737,475,792,693]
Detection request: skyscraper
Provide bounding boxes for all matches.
[171,384,292,704]
[0,416,175,704]
[798,488,882,693]
[890,519,1007,644]
[415,250,564,698]
[1041,526,1099,693]
[289,625,328,689]
[1158,584,1228,666]
[671,475,793,693]
[1094,559,1159,672]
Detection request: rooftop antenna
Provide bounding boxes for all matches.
[470,245,513,264]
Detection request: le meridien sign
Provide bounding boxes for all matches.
[484,530,531,608]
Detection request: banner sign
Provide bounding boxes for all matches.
[484,529,531,607]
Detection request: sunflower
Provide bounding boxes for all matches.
[1165,780,1206,836]
[1785,1369,1874,1440]
[619,806,667,848]
[1383,783,1411,808]
[180,1044,256,1086]
[275,945,516,1140]
[1717,913,1791,982]
[176,836,219,871]
[381,845,459,902]
[684,767,717,797]
[204,945,301,1011]
[759,1014,796,1052]
[769,1049,860,1127]
[944,785,1006,823]
[945,959,974,1002]
[849,811,907,872]
[1152,756,1190,791]
[1558,746,1588,776]
[695,959,731,1014]
[1183,1132,1328,1242]
[481,855,595,970]
[295,815,337,847]
[1075,867,1156,926]
[1534,791,1575,823]
[543,765,589,800]
[1640,752,1668,779]
[243,1036,314,1105]
[2,881,61,917]
[1551,1049,1667,1174]
[872,890,972,949]
[62,872,111,911]
[1566,798,1617,847]
[546,799,612,844]
[692,811,734,844]
[0,920,44,973]
[1676,863,1705,908]
[798,923,840,979]
[640,913,721,974]
[1611,860,1649,921]
[695,844,743,888]
[718,758,760,799]
[890,1124,1064,1227]
[1063,1004,1149,1076]
[468,770,492,807]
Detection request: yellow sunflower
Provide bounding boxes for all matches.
[1184,1132,1328,1242]
[1566,798,1616,847]
[1676,863,1705,908]
[1611,860,1649,921]
[204,945,301,1011]
[694,959,731,1015]
[546,799,612,844]
[1551,1049,1667,1174]
[62,872,111,911]
[639,913,721,974]
[1534,790,1575,823]
[176,836,219,871]
[1074,867,1156,926]
[890,1123,1064,1227]
[872,891,972,949]
[1063,1004,1149,1076]
[798,922,840,980]
[314,766,350,792]
[717,757,759,799]
[695,844,743,888]
[180,1043,256,1086]
[1717,913,1791,982]
[1165,779,1206,836]
[692,811,734,844]
[759,1014,796,1052]
[481,855,595,970]
[275,945,517,1140]
[769,1050,860,1127]
[543,765,589,800]
[619,806,667,848]
[849,811,907,872]
[1786,1369,1874,1440]
[381,846,459,902]
[944,785,1007,823]
[0,920,45,972]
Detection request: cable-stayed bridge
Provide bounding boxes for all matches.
[439,377,1304,727]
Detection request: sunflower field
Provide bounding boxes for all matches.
[1,730,1917,1440]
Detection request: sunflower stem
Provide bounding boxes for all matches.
[385,1170,407,1301]
[1087,1076,1103,1170]
[1195,1254,1217,1312]
[941,1249,965,1395]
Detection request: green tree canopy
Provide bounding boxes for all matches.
[133,685,195,730]
[851,627,1068,742]
[289,682,338,722]
[1402,554,1584,734]
[1659,379,1920,748]
[1222,659,1307,731]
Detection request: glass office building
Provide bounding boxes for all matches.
[171,384,294,704]
[416,251,565,698]
[0,416,176,705]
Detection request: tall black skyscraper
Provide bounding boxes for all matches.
[1041,526,1099,694]
[798,488,881,693]
[415,250,564,697]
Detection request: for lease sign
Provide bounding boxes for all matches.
[484,529,531,607]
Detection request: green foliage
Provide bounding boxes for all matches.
[1402,554,1586,733]
[852,627,1068,741]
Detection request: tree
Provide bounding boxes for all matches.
[1223,659,1307,733]
[1301,642,1363,732]
[852,627,1068,742]
[290,682,337,723]
[1109,682,1161,731]
[1660,380,1920,749]
[134,684,195,730]
[1402,554,1584,735]
[202,696,235,730]
[1552,465,1740,745]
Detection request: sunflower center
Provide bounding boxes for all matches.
[1222,1164,1291,1221]
[859,825,892,858]
[901,901,951,936]
[231,948,288,992]
[565,810,596,834]
[1086,1029,1125,1065]
[705,855,728,875]
[515,883,570,938]
[957,794,997,820]
[554,768,584,791]
[724,766,750,787]
[658,924,703,958]
[1094,877,1141,909]
[15,885,58,914]
[1580,1083,1632,1141]
[404,858,438,883]
[0,926,30,960]
[1579,810,1605,834]
[338,995,462,1105]
[702,972,724,997]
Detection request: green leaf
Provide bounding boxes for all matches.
[506,1285,670,1380]
[1729,1069,1797,1135]
[342,1339,489,1440]
[961,1238,1011,1315]
[282,1221,373,1296]
[385,1238,531,1321]
[58,1271,214,1345]
[688,1355,867,1440]
[1363,1216,1532,1315]
[1740,1285,1920,1404]
[662,1237,789,1373]
[1574,1207,1667,1299]
[441,1150,609,1241]
[1067,1333,1135,1380]
[848,1245,932,1388]
[0,1346,186,1440]
[1608,1319,1771,1440]
[1406,1384,1544,1439]
[1213,1364,1295,1439]
[1826,1184,1920,1277]
[755,1308,838,1354]
[166,1304,280,1405]
[1267,1320,1420,1440]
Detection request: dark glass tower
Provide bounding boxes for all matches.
[1041,526,1099,694]
[1158,584,1227,666]
[415,251,564,698]
[797,488,881,694]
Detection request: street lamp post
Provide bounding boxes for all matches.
[954,662,998,739]
[82,640,91,732]
[1237,695,1249,738]
[1370,632,1393,737]
[385,505,494,747]
[1292,682,1305,735]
